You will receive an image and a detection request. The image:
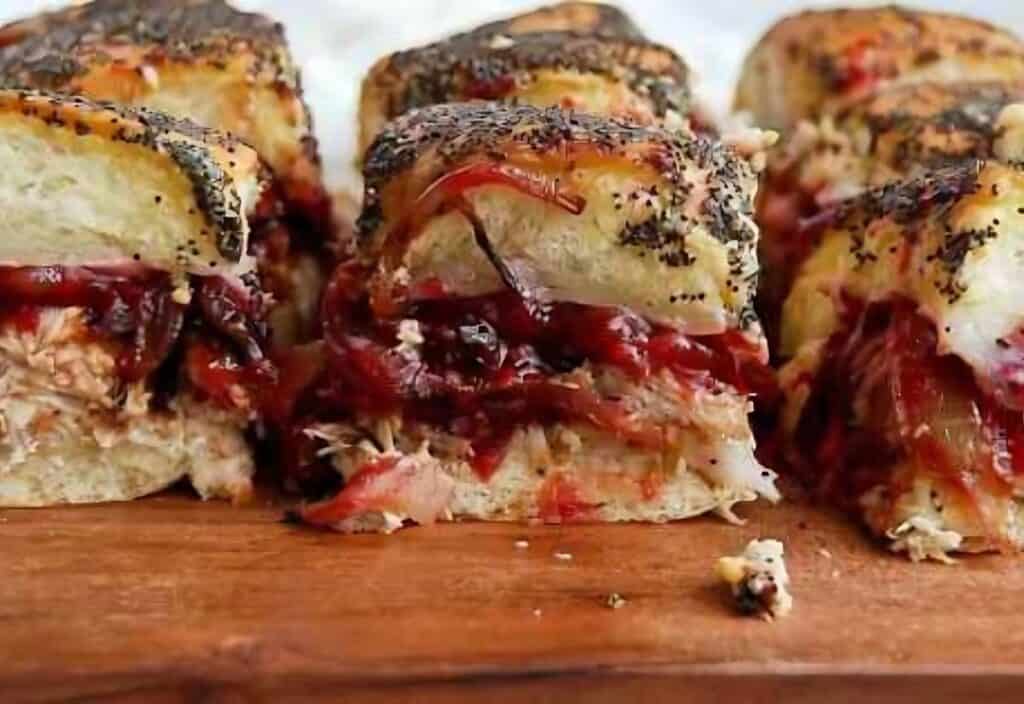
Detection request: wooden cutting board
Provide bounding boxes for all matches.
[3,490,1023,703]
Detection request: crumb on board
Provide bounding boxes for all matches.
[606,593,627,610]
[514,539,529,549]
[817,547,832,559]
[716,538,793,621]
[532,608,543,617]
[886,516,962,564]
[553,551,573,561]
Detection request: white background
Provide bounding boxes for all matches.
[1,1,1022,187]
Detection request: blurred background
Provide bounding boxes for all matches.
[1,0,1022,187]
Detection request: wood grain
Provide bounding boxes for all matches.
[2,492,1024,702]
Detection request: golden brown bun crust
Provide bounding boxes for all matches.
[0,0,324,219]
[756,81,1024,341]
[361,102,752,265]
[736,6,1024,128]
[827,81,1024,175]
[779,161,1024,409]
[359,30,691,156]
[0,88,262,267]
[471,2,643,39]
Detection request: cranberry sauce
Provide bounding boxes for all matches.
[0,264,273,406]
[792,297,1023,526]
[311,262,771,480]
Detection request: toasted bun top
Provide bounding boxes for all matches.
[358,103,763,336]
[0,0,288,84]
[765,81,1024,209]
[0,0,323,215]
[357,1,688,155]
[736,6,1024,128]
[470,2,643,39]
[782,161,1024,411]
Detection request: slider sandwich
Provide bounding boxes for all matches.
[0,90,271,506]
[778,161,1024,559]
[735,6,1024,130]
[285,103,778,533]
[0,0,332,343]
[740,7,1024,559]
[757,81,1024,344]
[358,4,692,154]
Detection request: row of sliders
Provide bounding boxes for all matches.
[5,0,1024,563]
[0,0,333,505]
[0,1,779,529]
[744,7,1024,559]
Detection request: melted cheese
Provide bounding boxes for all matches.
[781,162,1024,424]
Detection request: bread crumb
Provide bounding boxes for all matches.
[553,551,573,561]
[532,608,543,617]
[817,547,832,559]
[716,538,793,621]
[887,516,962,564]
[606,593,627,609]
[514,539,529,549]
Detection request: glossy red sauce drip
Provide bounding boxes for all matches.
[463,75,517,100]
[184,340,276,410]
[835,38,881,95]
[537,474,598,523]
[792,297,1022,529]
[310,262,772,481]
[437,162,586,215]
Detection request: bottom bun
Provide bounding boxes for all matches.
[298,368,778,532]
[0,394,252,507]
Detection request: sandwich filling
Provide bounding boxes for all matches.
[0,264,274,505]
[777,162,1024,556]
[286,267,777,532]
[786,296,1024,554]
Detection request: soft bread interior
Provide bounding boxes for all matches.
[401,174,754,337]
[0,100,261,276]
[0,395,252,506]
